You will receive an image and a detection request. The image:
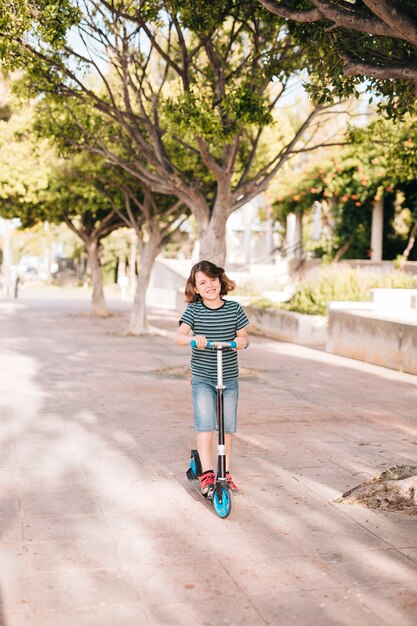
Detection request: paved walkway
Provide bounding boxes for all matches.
[1,291,417,626]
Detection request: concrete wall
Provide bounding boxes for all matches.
[150,258,191,290]
[245,305,326,346]
[327,309,417,375]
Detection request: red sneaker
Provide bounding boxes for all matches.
[199,470,215,495]
[226,472,239,491]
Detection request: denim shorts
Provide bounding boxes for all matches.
[191,376,239,434]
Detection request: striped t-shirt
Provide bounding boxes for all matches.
[179,299,249,380]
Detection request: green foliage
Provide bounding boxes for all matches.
[278,3,417,118]
[273,161,331,218]
[0,0,82,76]
[284,266,417,316]
[171,0,233,36]
[0,109,54,224]
[0,0,308,226]
[274,115,417,261]
[163,82,273,144]
[0,106,127,242]
[273,149,383,259]
[350,117,417,186]
[250,296,278,309]
[0,0,81,45]
[43,155,119,232]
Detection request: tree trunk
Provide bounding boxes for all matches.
[129,229,137,298]
[333,235,354,262]
[85,238,108,317]
[399,221,417,269]
[129,229,161,335]
[338,464,417,515]
[197,209,229,267]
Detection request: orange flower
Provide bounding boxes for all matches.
[355,201,361,206]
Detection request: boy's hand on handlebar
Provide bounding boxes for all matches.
[233,336,247,351]
[192,335,208,349]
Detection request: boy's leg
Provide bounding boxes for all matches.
[192,377,216,472]
[223,379,238,471]
[197,432,214,472]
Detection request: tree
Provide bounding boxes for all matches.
[1,0,341,265]
[258,0,417,117]
[0,110,52,221]
[274,116,417,261]
[0,110,126,315]
[98,171,188,333]
[350,117,417,263]
[35,99,188,333]
[43,156,128,315]
[273,154,385,261]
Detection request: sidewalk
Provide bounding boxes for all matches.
[1,292,417,626]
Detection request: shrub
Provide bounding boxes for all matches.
[284,266,417,316]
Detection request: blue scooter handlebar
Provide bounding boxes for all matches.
[190,340,238,349]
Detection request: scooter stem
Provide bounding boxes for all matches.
[216,346,226,481]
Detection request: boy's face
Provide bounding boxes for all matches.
[194,271,221,302]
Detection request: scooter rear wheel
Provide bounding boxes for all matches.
[186,450,202,480]
[213,485,232,518]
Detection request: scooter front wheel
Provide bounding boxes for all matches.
[213,485,232,518]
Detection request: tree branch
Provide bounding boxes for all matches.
[160,214,189,246]
[340,51,417,82]
[233,104,325,206]
[257,0,321,22]
[309,0,400,38]
[196,137,224,179]
[258,0,401,39]
[63,216,87,243]
[361,0,417,47]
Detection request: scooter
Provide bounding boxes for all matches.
[186,340,236,519]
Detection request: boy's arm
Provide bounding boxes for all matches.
[176,322,208,349]
[176,322,193,346]
[235,327,249,350]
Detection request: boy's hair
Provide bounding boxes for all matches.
[185,260,236,303]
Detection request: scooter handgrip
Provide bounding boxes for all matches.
[190,339,211,348]
[230,341,237,348]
